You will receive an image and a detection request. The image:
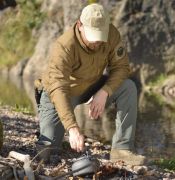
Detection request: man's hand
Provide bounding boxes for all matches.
[69,127,84,152]
[89,89,108,119]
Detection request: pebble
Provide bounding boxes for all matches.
[133,165,148,175]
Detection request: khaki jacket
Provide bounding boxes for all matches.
[42,23,131,130]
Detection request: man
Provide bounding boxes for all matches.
[36,3,145,165]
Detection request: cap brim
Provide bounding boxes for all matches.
[83,26,109,42]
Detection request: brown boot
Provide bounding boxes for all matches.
[110,149,146,165]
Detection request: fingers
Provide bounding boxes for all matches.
[69,135,84,152]
[89,103,104,119]
[88,89,108,119]
[77,135,84,152]
[89,108,102,119]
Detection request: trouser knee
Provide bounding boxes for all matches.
[38,91,65,147]
[122,79,137,96]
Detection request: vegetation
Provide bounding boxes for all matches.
[0,0,45,69]
[146,91,164,106]
[155,158,175,171]
[148,73,168,87]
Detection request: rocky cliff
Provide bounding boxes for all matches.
[0,0,175,99]
[22,0,175,85]
[112,0,175,85]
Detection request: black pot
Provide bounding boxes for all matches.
[72,155,99,177]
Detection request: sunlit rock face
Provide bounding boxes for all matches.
[111,0,175,85]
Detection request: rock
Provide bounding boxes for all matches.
[62,0,86,30]
[161,75,175,104]
[163,172,171,178]
[23,0,64,80]
[133,165,148,175]
[8,58,29,89]
[9,58,28,77]
[147,169,161,177]
[23,0,85,81]
[112,0,175,85]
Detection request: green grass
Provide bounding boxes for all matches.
[0,0,45,69]
[155,157,175,171]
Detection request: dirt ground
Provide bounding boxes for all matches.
[0,106,175,180]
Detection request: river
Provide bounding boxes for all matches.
[0,76,175,159]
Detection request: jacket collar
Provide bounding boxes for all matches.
[75,22,101,54]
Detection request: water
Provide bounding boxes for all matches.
[136,92,175,158]
[0,77,175,158]
[0,77,35,113]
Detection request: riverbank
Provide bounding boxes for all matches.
[0,105,175,179]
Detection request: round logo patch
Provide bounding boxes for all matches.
[117,47,124,57]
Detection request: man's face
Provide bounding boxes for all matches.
[78,21,104,50]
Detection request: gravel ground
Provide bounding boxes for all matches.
[0,106,175,180]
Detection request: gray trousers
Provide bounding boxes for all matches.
[38,77,137,150]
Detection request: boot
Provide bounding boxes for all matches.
[35,140,52,163]
[110,149,146,165]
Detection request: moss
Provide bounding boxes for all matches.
[0,0,45,69]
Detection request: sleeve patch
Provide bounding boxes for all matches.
[116,40,126,60]
[117,47,124,57]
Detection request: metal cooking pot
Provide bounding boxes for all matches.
[72,155,100,176]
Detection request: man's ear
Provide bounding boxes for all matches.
[77,20,83,31]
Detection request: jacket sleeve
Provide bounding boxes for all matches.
[47,41,78,130]
[102,31,131,97]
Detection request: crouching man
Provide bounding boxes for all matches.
[36,3,145,165]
